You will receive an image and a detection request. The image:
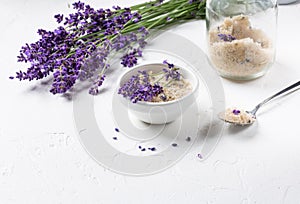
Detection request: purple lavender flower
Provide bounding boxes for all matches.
[78,44,110,81]
[232,109,241,115]
[88,86,99,95]
[138,26,149,37]
[96,74,106,87]
[73,1,85,10]
[118,71,163,103]
[121,53,137,68]
[113,35,130,51]
[148,147,156,151]
[112,32,144,52]
[162,60,180,80]
[137,70,149,83]
[133,83,163,103]
[113,6,121,10]
[121,48,142,68]
[12,1,145,95]
[218,33,236,42]
[88,74,106,95]
[54,14,64,23]
[163,60,174,68]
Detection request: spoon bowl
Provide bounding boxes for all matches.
[218,108,256,126]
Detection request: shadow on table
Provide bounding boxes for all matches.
[25,69,114,102]
[226,122,259,139]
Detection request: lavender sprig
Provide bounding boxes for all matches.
[121,48,143,68]
[162,60,180,81]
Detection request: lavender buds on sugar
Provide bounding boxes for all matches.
[218,33,236,42]
[118,60,192,103]
[118,70,164,103]
[11,0,206,95]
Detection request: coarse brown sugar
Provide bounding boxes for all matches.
[208,15,274,79]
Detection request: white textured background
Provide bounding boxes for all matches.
[1,0,300,203]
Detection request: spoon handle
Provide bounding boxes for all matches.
[251,80,300,115]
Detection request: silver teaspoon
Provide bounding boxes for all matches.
[219,80,300,126]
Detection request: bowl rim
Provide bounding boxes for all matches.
[118,63,199,106]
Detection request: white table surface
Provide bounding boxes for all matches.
[1,0,300,203]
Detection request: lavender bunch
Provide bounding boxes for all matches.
[118,60,181,103]
[11,0,205,95]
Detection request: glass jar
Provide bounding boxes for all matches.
[206,0,278,80]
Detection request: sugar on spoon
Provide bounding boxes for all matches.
[219,80,300,126]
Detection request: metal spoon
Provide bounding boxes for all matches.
[219,80,300,126]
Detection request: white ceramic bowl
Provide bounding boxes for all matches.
[117,63,199,124]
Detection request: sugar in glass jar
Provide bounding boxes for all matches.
[206,0,278,80]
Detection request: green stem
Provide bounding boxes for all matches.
[55,1,206,60]
[163,78,176,87]
[121,3,200,33]
[154,74,166,84]
[137,0,184,15]
[120,1,187,32]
